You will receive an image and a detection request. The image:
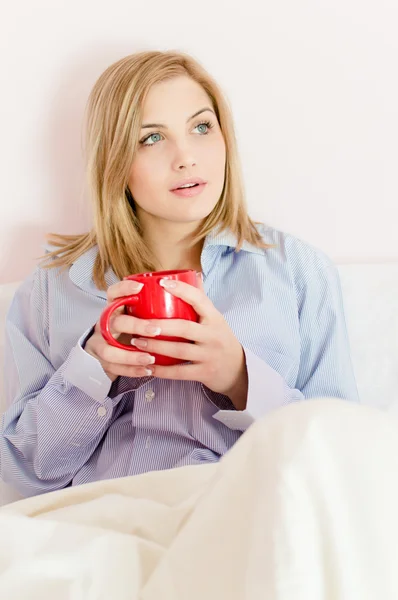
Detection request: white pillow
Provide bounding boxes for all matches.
[0,281,22,506]
[337,264,398,414]
[0,281,20,415]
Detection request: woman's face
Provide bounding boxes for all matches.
[128,75,226,229]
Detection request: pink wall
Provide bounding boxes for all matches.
[1,0,397,284]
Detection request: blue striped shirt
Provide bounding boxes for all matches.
[0,224,359,497]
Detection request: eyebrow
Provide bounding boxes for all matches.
[141,107,215,129]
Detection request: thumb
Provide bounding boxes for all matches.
[196,271,205,293]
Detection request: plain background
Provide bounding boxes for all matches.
[0,0,397,283]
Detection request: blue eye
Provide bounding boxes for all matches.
[139,120,214,148]
[195,122,210,134]
[142,132,162,146]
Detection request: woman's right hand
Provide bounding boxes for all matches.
[84,280,158,382]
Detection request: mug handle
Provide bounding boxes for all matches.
[99,296,140,351]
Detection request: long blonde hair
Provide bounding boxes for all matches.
[44,50,275,289]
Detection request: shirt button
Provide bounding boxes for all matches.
[145,389,155,402]
[97,406,107,417]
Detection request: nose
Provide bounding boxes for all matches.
[171,142,197,171]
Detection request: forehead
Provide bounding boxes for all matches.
[142,76,211,118]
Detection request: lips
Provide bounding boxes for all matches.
[177,183,199,190]
[170,177,207,191]
[170,183,207,198]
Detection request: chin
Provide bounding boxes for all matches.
[169,208,216,225]
[173,199,219,221]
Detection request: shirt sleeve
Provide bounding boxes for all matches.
[1,269,126,497]
[211,261,360,432]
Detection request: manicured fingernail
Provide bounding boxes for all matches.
[131,282,144,291]
[144,368,154,376]
[159,278,177,289]
[131,338,148,349]
[137,353,155,364]
[145,325,161,335]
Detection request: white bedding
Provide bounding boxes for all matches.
[1,398,398,599]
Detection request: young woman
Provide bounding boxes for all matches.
[1,50,359,497]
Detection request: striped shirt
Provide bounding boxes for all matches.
[0,224,359,497]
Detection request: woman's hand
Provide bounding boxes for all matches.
[84,280,158,382]
[129,274,249,410]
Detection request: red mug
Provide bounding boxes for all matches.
[99,269,199,366]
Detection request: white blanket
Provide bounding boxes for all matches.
[1,398,398,599]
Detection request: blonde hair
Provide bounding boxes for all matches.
[44,50,275,289]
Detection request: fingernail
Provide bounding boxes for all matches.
[159,278,177,289]
[131,338,148,349]
[137,353,155,364]
[145,325,161,335]
[131,282,144,291]
[144,368,154,376]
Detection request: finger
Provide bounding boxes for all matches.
[131,338,203,362]
[107,280,144,303]
[101,361,154,379]
[123,318,206,343]
[159,279,215,319]
[92,338,156,367]
[150,362,200,381]
[111,314,162,338]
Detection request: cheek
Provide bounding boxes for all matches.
[205,137,226,176]
[129,156,162,194]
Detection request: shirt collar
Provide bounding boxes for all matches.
[67,225,269,297]
[68,246,117,300]
[203,224,269,256]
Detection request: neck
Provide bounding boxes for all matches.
[140,216,204,272]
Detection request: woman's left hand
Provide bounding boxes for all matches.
[130,273,248,410]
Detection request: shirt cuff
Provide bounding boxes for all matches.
[211,346,289,432]
[63,327,113,403]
